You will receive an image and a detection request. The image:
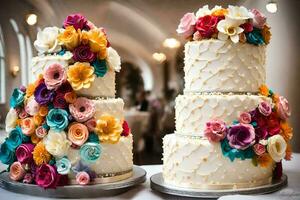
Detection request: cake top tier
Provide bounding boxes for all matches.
[177,5,271,45]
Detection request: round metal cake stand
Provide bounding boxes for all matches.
[0,165,146,198]
[150,173,287,199]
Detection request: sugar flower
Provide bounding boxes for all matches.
[204,119,227,142]
[80,142,101,163]
[10,88,25,108]
[84,117,97,132]
[76,171,90,185]
[95,115,123,144]
[73,45,96,62]
[0,142,16,165]
[91,59,108,77]
[9,161,26,181]
[56,157,71,175]
[267,135,287,162]
[53,93,68,109]
[221,139,254,162]
[43,63,67,90]
[39,106,49,117]
[34,82,55,105]
[280,121,293,142]
[257,153,273,168]
[87,28,108,55]
[5,108,18,132]
[6,126,25,150]
[18,108,29,119]
[226,5,254,21]
[67,62,95,90]
[227,123,255,150]
[276,96,291,120]
[259,84,269,97]
[69,97,95,122]
[57,26,80,50]
[107,47,121,72]
[34,27,61,54]
[46,108,69,132]
[16,143,34,164]
[121,121,131,137]
[238,112,251,124]
[35,126,48,138]
[64,91,77,104]
[196,15,219,38]
[63,13,88,30]
[250,9,266,29]
[176,12,197,38]
[253,143,266,156]
[25,97,40,116]
[258,101,272,116]
[217,18,244,43]
[43,129,71,158]
[195,5,212,18]
[23,173,34,184]
[246,27,264,45]
[262,25,271,44]
[68,123,89,146]
[32,142,51,166]
[35,164,59,188]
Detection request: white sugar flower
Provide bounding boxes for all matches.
[267,135,287,162]
[34,27,62,54]
[227,5,254,22]
[43,129,71,158]
[217,18,244,43]
[211,5,222,13]
[107,47,121,72]
[195,5,212,18]
[5,108,18,132]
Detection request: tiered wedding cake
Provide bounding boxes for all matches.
[163,6,293,189]
[0,14,133,188]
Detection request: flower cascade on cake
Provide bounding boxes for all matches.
[177,5,271,45]
[204,85,292,179]
[0,14,132,188]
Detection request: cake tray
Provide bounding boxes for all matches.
[150,173,287,199]
[0,165,146,198]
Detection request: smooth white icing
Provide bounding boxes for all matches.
[162,134,274,189]
[184,40,266,93]
[175,94,271,136]
[93,98,124,120]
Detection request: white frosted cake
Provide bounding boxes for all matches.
[162,5,293,189]
[0,14,133,188]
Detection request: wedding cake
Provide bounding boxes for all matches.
[162,6,293,189]
[0,14,133,188]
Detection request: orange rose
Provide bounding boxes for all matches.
[38,106,49,117]
[78,29,89,45]
[68,123,89,146]
[257,153,272,168]
[64,91,77,104]
[259,84,269,96]
[20,117,35,136]
[33,115,44,126]
[87,29,107,55]
[57,26,80,50]
[31,133,42,144]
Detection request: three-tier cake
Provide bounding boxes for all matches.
[162,5,293,189]
[0,14,133,188]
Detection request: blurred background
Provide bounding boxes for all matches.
[0,0,299,164]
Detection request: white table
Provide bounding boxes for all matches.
[0,155,299,199]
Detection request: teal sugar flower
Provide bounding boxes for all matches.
[220,139,254,162]
[10,88,25,108]
[46,108,69,132]
[80,142,101,163]
[56,157,71,175]
[246,27,264,45]
[6,126,28,151]
[0,142,16,165]
[87,132,100,143]
[91,59,108,77]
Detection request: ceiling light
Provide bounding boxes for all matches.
[163,38,181,49]
[26,14,38,26]
[152,52,166,63]
[266,1,277,13]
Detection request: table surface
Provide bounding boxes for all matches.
[0,154,299,200]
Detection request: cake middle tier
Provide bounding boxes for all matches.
[184,40,266,93]
[175,94,270,136]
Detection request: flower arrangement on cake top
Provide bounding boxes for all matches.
[177,5,271,45]
[0,14,131,188]
[33,13,121,91]
[204,86,292,179]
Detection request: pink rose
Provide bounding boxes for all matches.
[35,164,59,189]
[68,123,89,146]
[176,12,197,38]
[240,22,253,33]
[76,171,90,185]
[43,63,67,90]
[250,9,266,29]
[63,13,87,30]
[9,162,26,181]
[16,143,34,164]
[258,101,272,116]
[53,92,68,109]
[86,21,96,30]
[253,143,266,155]
[73,45,96,63]
[18,108,28,119]
[35,126,48,138]
[20,117,35,136]
[84,117,97,132]
[25,97,40,116]
[195,15,219,38]
[69,97,95,122]
[239,112,252,124]
[227,123,256,150]
[193,31,202,41]
[204,119,227,142]
[277,96,291,120]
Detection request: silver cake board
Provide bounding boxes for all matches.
[0,165,146,198]
[150,173,287,199]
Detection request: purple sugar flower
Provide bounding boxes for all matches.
[73,45,96,62]
[34,82,55,105]
[227,123,255,150]
[63,13,88,30]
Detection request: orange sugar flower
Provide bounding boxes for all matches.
[212,8,228,17]
[262,25,271,45]
[285,143,292,161]
[259,84,269,96]
[67,62,95,90]
[57,26,80,50]
[78,29,89,45]
[26,83,36,98]
[280,121,293,141]
[257,153,273,168]
[33,114,44,126]
[38,106,49,117]
[64,91,77,104]
[32,142,51,166]
[95,115,123,144]
[31,133,42,144]
[87,28,107,54]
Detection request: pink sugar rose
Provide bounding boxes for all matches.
[196,15,219,38]
[240,22,253,33]
[18,108,28,119]
[25,97,40,116]
[69,97,95,122]
[35,126,48,138]
[16,143,34,164]
[86,20,96,30]
[35,164,59,189]
[63,13,87,30]
[204,119,227,142]
[193,31,202,41]
[277,96,291,120]
[250,9,266,29]
[253,143,266,156]
[84,117,97,132]
[43,63,67,90]
[9,162,26,181]
[76,171,90,185]
[176,12,197,38]
[227,123,256,150]
[239,112,252,124]
[258,101,272,116]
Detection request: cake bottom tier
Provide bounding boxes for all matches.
[162,134,274,189]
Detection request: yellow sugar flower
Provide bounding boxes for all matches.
[31,133,42,144]
[212,8,228,16]
[78,29,89,45]
[26,83,36,98]
[67,62,95,90]
[58,26,80,50]
[33,142,51,166]
[95,114,123,144]
[33,114,44,126]
[88,29,107,55]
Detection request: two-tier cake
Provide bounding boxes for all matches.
[0,14,133,188]
[162,5,293,189]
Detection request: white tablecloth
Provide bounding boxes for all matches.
[0,154,299,200]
